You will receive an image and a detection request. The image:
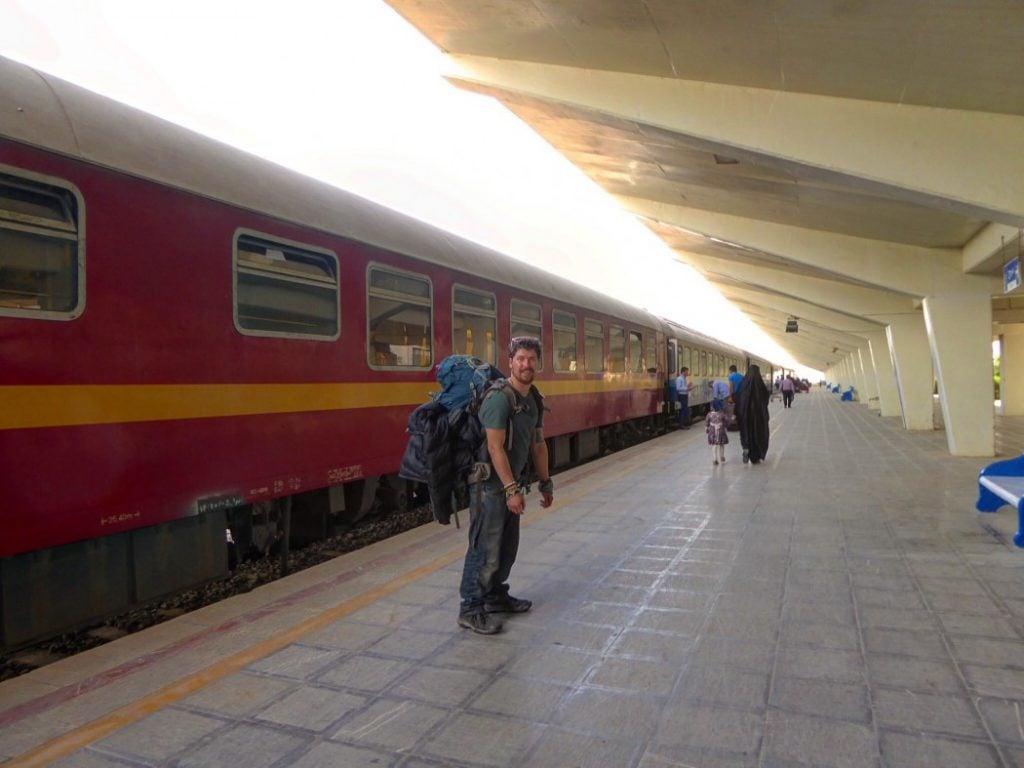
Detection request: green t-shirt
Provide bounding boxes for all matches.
[479,385,543,480]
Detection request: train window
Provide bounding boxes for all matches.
[453,285,496,364]
[629,330,644,373]
[700,350,708,377]
[0,170,83,320]
[584,319,604,373]
[552,309,577,372]
[510,299,543,371]
[368,265,432,368]
[234,232,338,339]
[645,334,657,373]
[609,325,625,373]
[682,345,692,374]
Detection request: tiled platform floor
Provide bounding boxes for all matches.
[3,389,1024,767]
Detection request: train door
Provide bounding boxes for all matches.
[666,337,679,415]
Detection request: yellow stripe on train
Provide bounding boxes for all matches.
[0,377,661,430]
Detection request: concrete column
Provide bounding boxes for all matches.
[886,313,934,431]
[1000,329,1024,416]
[858,342,879,410]
[866,329,901,418]
[850,352,865,401]
[923,292,994,456]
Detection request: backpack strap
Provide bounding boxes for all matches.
[529,385,545,415]
[480,380,543,454]
[480,380,517,451]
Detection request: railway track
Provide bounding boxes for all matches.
[0,504,434,682]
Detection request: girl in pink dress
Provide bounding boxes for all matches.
[706,404,729,465]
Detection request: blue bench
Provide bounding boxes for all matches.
[977,455,1024,547]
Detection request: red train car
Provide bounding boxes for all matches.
[0,57,685,647]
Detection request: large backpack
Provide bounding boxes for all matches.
[399,355,542,526]
[433,354,504,412]
[432,354,544,465]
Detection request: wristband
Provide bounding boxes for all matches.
[539,479,554,495]
[504,485,522,500]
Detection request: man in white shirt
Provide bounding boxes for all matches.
[674,367,694,429]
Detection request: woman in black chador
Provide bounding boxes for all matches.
[736,364,770,464]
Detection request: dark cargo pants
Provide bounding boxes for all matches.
[458,482,520,615]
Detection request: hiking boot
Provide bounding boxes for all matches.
[458,612,503,634]
[484,595,532,614]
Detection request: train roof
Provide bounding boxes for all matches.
[660,317,747,358]
[0,56,661,329]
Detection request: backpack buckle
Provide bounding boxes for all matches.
[466,461,491,484]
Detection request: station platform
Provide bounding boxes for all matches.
[2,388,1024,768]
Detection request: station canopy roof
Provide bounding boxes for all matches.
[383,0,1024,371]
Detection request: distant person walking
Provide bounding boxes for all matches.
[706,401,729,465]
[737,364,770,465]
[675,367,694,429]
[780,375,796,408]
[726,364,745,434]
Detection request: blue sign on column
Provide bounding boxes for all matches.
[1005,257,1021,293]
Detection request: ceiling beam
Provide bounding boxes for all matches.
[716,282,883,336]
[620,198,999,298]
[720,288,871,369]
[675,250,915,319]
[444,55,1024,226]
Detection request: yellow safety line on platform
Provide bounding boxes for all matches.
[7,438,674,767]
